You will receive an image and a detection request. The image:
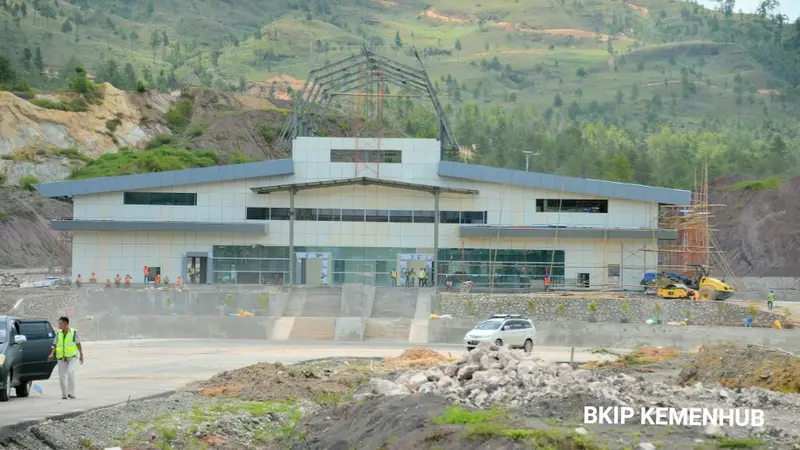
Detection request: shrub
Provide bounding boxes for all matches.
[145,135,177,150]
[70,146,219,179]
[228,151,250,164]
[0,172,6,185]
[587,301,598,313]
[260,123,278,143]
[165,99,193,133]
[136,80,147,93]
[53,148,92,163]
[19,175,40,191]
[29,98,88,112]
[186,122,208,137]
[723,176,783,192]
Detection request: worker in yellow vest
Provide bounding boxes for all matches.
[48,316,84,400]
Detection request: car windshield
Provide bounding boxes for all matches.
[474,320,503,330]
[0,323,5,344]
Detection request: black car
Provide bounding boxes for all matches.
[0,316,58,401]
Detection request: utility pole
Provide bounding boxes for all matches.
[522,151,540,172]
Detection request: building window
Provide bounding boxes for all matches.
[578,273,590,288]
[330,149,402,163]
[413,211,435,223]
[269,208,290,220]
[460,211,487,224]
[246,207,269,220]
[608,264,620,277]
[342,209,364,221]
[123,192,197,206]
[440,211,460,224]
[317,209,341,221]
[295,208,317,221]
[365,209,389,222]
[389,210,413,223]
[535,199,608,213]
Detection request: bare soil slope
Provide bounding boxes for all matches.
[0,188,72,268]
[709,175,800,276]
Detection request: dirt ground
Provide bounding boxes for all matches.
[678,344,800,393]
[0,188,71,269]
[710,174,800,276]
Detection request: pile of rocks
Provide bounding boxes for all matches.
[366,343,800,446]
[0,273,22,287]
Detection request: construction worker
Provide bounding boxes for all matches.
[544,274,551,292]
[47,316,84,400]
[89,273,97,284]
[163,275,170,285]
[175,275,183,285]
[154,273,161,286]
[104,277,111,288]
[144,266,150,284]
[124,274,131,288]
[75,274,83,288]
[767,289,775,310]
[114,274,121,288]
[390,269,398,287]
[188,266,196,284]
[418,268,427,287]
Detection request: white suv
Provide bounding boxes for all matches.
[463,314,536,353]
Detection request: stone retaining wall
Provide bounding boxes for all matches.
[439,293,786,328]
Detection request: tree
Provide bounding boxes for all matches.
[150,31,162,63]
[553,93,563,108]
[105,18,114,47]
[576,67,587,79]
[607,152,634,182]
[22,48,32,72]
[394,31,402,49]
[575,88,583,100]
[161,30,169,61]
[34,47,43,74]
[129,30,139,49]
[146,2,155,16]
[616,90,624,104]
[60,19,72,41]
[454,38,462,51]
[123,63,137,90]
[21,2,27,20]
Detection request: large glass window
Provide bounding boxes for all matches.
[342,209,364,221]
[270,208,290,220]
[246,207,269,220]
[437,248,565,290]
[245,208,485,224]
[318,209,341,221]
[389,210,413,223]
[365,209,389,222]
[536,199,608,213]
[461,211,486,224]
[123,192,197,206]
[295,208,317,221]
[413,211,435,223]
[440,211,460,224]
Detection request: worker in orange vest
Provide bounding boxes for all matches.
[124,274,131,288]
[89,273,97,283]
[544,274,551,292]
[75,274,83,287]
[114,274,121,288]
[154,274,161,286]
[175,275,183,285]
[143,266,150,284]
[104,277,111,288]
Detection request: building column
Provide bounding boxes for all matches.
[433,188,440,287]
[288,186,295,286]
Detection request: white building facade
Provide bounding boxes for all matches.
[36,137,690,290]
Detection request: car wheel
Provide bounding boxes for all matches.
[524,339,533,354]
[466,347,475,352]
[0,373,10,402]
[15,381,31,398]
[494,339,503,347]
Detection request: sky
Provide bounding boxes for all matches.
[694,0,800,21]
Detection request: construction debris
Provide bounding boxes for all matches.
[366,343,800,448]
[583,347,681,369]
[380,348,457,371]
[0,273,21,287]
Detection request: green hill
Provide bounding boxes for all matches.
[1,0,800,189]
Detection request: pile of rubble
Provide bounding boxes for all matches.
[366,343,800,446]
[0,273,21,287]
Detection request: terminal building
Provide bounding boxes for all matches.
[35,137,690,290]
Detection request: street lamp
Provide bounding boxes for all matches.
[522,151,541,172]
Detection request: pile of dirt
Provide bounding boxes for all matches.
[0,188,72,268]
[710,174,800,276]
[380,347,457,371]
[678,344,800,393]
[194,362,365,402]
[583,347,681,369]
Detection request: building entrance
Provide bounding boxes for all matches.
[398,253,433,286]
[295,252,331,285]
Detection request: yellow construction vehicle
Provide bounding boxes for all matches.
[656,265,734,301]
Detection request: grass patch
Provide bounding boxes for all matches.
[106,118,123,132]
[186,122,209,137]
[714,436,763,448]
[723,176,783,192]
[434,406,508,425]
[466,423,601,448]
[69,146,219,179]
[29,98,89,112]
[18,175,40,191]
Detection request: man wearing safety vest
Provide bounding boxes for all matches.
[47,316,84,400]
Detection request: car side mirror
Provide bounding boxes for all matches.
[13,335,27,345]
[500,326,506,331]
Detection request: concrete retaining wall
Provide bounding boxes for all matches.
[439,293,786,328]
[341,284,376,317]
[427,319,800,352]
[335,317,366,341]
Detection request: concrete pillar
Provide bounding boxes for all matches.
[433,188,440,286]
[289,186,295,286]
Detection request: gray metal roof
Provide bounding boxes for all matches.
[251,176,479,195]
[34,159,295,198]
[438,161,691,205]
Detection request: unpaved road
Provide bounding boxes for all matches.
[0,340,614,428]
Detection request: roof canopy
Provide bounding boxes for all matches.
[251,176,479,195]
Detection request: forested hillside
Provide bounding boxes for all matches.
[1,0,800,190]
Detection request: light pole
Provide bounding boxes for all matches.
[522,151,540,172]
